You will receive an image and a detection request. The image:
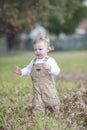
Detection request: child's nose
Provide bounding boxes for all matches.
[37,50,40,53]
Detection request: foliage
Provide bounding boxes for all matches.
[41,0,87,34]
[0,0,87,34]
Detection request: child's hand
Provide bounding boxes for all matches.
[42,63,51,71]
[13,66,21,75]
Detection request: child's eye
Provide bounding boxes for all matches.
[39,48,42,51]
[34,49,37,51]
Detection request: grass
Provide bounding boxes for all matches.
[0,51,87,130]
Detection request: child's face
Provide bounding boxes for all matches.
[33,41,48,59]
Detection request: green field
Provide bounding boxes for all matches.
[0,51,87,130]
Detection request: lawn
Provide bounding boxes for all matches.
[0,51,87,130]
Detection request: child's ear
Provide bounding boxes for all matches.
[47,46,52,52]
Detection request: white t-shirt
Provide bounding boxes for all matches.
[21,56,60,77]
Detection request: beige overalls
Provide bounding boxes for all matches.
[30,57,60,115]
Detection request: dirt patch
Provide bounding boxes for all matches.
[57,70,87,87]
[56,70,87,130]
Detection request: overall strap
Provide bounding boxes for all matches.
[32,58,37,65]
[43,56,49,62]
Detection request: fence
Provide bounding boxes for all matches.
[51,34,87,51]
[0,34,87,52]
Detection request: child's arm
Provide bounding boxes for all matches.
[13,59,34,76]
[13,66,22,75]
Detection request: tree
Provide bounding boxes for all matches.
[0,0,87,35]
[40,0,87,34]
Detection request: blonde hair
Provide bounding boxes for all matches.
[33,35,52,52]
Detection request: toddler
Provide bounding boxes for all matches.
[14,35,60,116]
